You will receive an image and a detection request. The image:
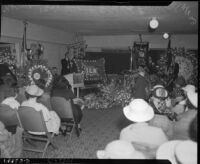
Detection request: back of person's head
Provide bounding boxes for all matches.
[35,79,46,90]
[2,74,16,87]
[96,140,145,159]
[175,140,197,164]
[52,75,71,89]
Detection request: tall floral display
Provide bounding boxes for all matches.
[172,48,197,86]
[0,45,17,75]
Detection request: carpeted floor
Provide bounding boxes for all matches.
[22,105,131,158]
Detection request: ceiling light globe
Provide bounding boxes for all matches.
[163,33,169,39]
[149,18,159,29]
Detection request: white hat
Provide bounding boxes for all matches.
[151,85,164,91]
[182,85,196,93]
[96,140,145,159]
[156,140,182,164]
[175,140,197,164]
[25,85,44,97]
[187,92,198,108]
[123,99,154,122]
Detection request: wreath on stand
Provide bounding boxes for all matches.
[26,60,53,89]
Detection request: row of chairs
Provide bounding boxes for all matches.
[0,96,77,158]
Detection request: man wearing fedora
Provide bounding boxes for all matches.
[120,99,168,158]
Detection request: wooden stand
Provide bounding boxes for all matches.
[64,73,84,98]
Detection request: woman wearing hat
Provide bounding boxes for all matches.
[156,140,197,164]
[21,85,61,135]
[172,91,197,140]
[171,84,196,115]
[119,99,168,157]
[149,85,177,121]
[96,140,145,159]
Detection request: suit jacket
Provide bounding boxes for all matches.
[134,75,149,100]
[61,59,77,75]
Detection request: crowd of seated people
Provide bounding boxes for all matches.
[0,72,85,157]
[97,67,197,163]
[0,65,197,161]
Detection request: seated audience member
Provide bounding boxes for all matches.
[96,140,145,159]
[120,99,168,157]
[182,84,196,95]
[0,74,17,103]
[171,76,186,99]
[175,140,197,164]
[172,91,197,140]
[21,85,60,135]
[189,115,197,142]
[1,87,20,110]
[0,121,23,158]
[35,79,53,110]
[156,140,182,164]
[133,66,150,101]
[171,84,196,115]
[156,140,197,164]
[51,76,83,136]
[149,114,174,140]
[0,121,12,142]
[149,85,177,121]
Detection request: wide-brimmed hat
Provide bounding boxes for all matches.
[182,85,196,93]
[25,85,44,97]
[151,85,164,91]
[96,140,145,159]
[152,87,168,100]
[187,91,198,108]
[123,99,154,122]
[175,140,197,164]
[156,140,182,164]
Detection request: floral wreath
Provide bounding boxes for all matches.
[27,64,53,88]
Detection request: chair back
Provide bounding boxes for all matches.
[50,97,74,120]
[0,104,19,126]
[17,106,47,133]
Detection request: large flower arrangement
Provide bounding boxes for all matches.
[0,46,17,75]
[172,48,197,85]
[83,72,138,109]
[26,60,53,88]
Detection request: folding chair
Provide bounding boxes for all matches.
[0,104,19,133]
[17,106,58,158]
[51,97,79,139]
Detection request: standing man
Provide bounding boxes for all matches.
[133,66,150,101]
[61,48,77,75]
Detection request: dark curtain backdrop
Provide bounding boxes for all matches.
[85,50,131,74]
[85,49,166,74]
